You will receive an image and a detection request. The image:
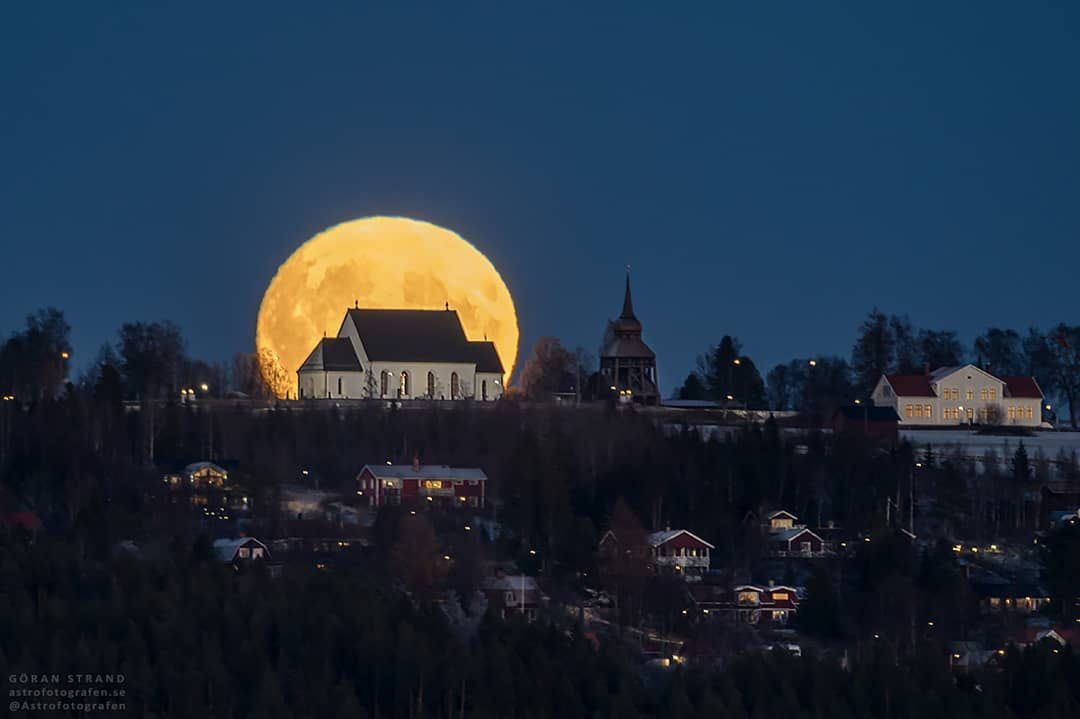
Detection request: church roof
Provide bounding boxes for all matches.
[301,337,363,372]
[346,308,475,364]
[322,338,363,370]
[602,334,656,359]
[468,341,504,374]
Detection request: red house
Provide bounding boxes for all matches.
[357,458,486,508]
[598,527,713,580]
[647,529,713,581]
[696,583,801,625]
[768,527,824,557]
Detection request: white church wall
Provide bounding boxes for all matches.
[370,361,477,400]
[474,372,504,401]
[297,370,367,399]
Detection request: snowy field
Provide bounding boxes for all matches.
[899,429,1080,462]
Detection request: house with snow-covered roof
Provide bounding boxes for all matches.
[356,457,486,508]
[647,529,713,581]
[213,537,269,564]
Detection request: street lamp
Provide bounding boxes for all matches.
[199,382,209,393]
[808,359,817,367]
[60,351,70,360]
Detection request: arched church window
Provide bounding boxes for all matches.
[337,377,342,396]
[399,371,409,397]
[451,372,459,399]
[482,380,487,401]
[427,372,435,398]
[380,371,390,397]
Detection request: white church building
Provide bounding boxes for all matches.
[871,363,1044,427]
[297,306,504,401]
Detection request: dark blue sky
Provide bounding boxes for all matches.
[2,3,1077,392]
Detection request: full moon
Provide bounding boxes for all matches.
[256,217,518,399]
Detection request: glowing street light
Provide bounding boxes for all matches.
[808,359,817,367]
[199,382,209,392]
[528,549,537,556]
[733,358,741,366]
[60,351,70,360]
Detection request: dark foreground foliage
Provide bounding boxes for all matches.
[1,535,1078,719]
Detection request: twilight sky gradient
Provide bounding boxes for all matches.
[2,3,1077,393]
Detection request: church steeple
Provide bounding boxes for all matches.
[620,269,636,320]
[614,267,642,335]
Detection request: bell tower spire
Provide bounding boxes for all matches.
[621,264,635,319]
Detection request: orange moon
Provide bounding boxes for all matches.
[256,217,518,399]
